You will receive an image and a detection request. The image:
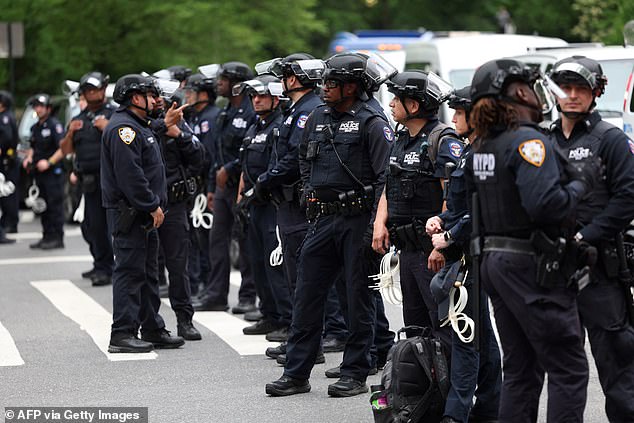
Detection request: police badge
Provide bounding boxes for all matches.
[118,127,136,144]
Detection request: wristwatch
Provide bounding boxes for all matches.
[443,231,453,243]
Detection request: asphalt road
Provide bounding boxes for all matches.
[0,217,608,422]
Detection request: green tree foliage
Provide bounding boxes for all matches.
[572,0,634,44]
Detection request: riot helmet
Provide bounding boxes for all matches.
[113,74,158,115]
[447,86,472,116]
[29,93,52,108]
[78,72,109,93]
[184,72,216,96]
[218,61,254,83]
[0,90,13,110]
[357,51,398,93]
[549,56,606,118]
[234,74,283,115]
[387,70,453,119]
[167,65,192,83]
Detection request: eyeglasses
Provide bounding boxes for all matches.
[323,80,342,89]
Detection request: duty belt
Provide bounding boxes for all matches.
[483,236,535,255]
[306,189,373,220]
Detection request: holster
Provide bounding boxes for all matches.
[389,219,433,255]
[79,173,98,193]
[116,200,138,234]
[531,230,568,288]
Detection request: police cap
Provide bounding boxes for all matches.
[79,72,109,93]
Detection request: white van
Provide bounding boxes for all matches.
[404,34,569,122]
[513,46,634,130]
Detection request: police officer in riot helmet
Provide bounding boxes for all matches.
[195,61,257,313]
[373,70,462,345]
[426,87,503,423]
[0,90,19,239]
[60,72,114,285]
[23,93,66,249]
[465,59,599,421]
[549,56,634,422]
[254,53,329,345]
[102,74,185,353]
[149,77,205,341]
[234,75,291,337]
[182,71,219,297]
[266,52,393,398]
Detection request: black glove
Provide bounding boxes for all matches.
[576,240,598,267]
[565,157,602,194]
[254,181,269,202]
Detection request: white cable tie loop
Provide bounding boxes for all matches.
[369,248,403,305]
[269,225,284,267]
[440,277,475,343]
[25,182,47,213]
[190,193,213,229]
[73,195,85,223]
[0,172,15,197]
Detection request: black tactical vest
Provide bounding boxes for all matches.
[73,103,114,174]
[386,129,443,224]
[307,103,382,192]
[471,129,535,236]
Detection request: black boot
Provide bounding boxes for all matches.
[265,375,310,397]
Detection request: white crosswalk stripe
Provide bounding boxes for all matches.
[31,280,157,362]
[0,321,24,366]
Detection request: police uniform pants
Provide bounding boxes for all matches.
[107,208,165,337]
[0,162,19,230]
[205,184,255,305]
[482,251,588,423]
[399,250,452,348]
[158,202,194,323]
[35,169,64,241]
[323,284,349,341]
[277,201,309,295]
[247,203,291,327]
[82,180,113,276]
[577,267,634,422]
[284,213,374,381]
[443,271,502,423]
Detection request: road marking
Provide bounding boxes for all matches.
[0,255,92,266]
[7,227,82,241]
[32,280,157,362]
[0,321,24,366]
[161,299,269,355]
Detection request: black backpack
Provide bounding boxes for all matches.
[370,326,450,423]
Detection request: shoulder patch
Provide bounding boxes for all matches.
[628,139,634,156]
[518,139,545,167]
[448,141,463,158]
[383,126,394,142]
[2,116,8,124]
[55,123,63,134]
[118,127,136,145]
[201,120,209,133]
[297,114,308,129]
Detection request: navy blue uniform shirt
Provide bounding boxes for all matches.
[101,108,166,212]
[0,110,18,159]
[30,116,64,163]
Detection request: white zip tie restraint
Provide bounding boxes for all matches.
[369,248,403,305]
[191,193,213,229]
[73,194,85,223]
[440,274,475,343]
[269,225,283,267]
[25,182,47,214]
[0,172,15,198]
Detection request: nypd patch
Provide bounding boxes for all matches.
[449,141,463,158]
[118,127,136,145]
[201,120,210,133]
[628,139,634,155]
[297,114,308,129]
[518,139,545,167]
[383,126,394,142]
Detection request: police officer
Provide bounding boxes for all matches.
[234,75,290,336]
[150,79,205,341]
[183,71,219,296]
[373,70,462,346]
[60,72,114,285]
[0,90,19,236]
[196,61,257,313]
[102,74,184,353]
[427,87,502,423]
[549,56,634,422]
[255,53,325,344]
[266,52,393,397]
[465,59,596,422]
[23,94,65,249]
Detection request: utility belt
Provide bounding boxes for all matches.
[168,175,202,204]
[483,230,595,289]
[270,181,302,207]
[388,219,432,254]
[306,185,374,220]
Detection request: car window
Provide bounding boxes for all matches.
[596,59,634,116]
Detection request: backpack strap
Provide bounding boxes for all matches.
[427,122,459,165]
[405,338,441,423]
[430,339,451,399]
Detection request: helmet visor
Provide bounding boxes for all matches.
[155,79,181,98]
[290,59,326,82]
[152,69,172,80]
[198,64,220,79]
[233,79,269,97]
[364,52,398,85]
[255,58,283,77]
[426,72,454,102]
[552,62,597,89]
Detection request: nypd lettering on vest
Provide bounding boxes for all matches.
[339,121,360,133]
[472,153,496,181]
